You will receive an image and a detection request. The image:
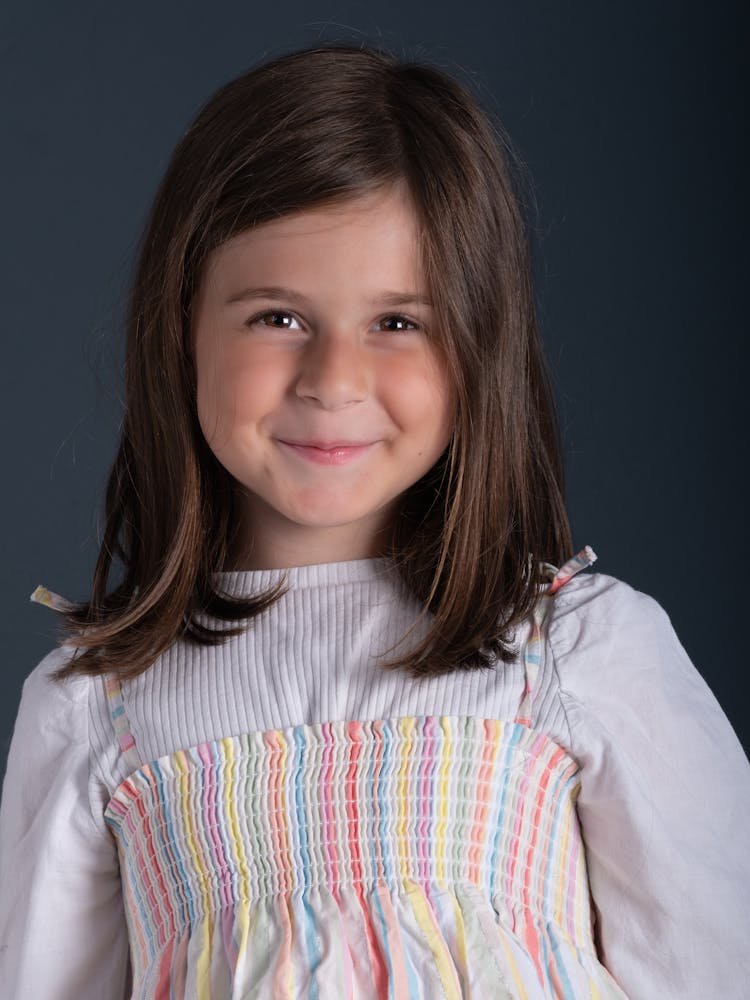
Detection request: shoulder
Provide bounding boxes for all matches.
[544,571,744,765]
[547,570,670,654]
[13,645,100,751]
[544,570,710,729]
[545,570,690,690]
[21,644,88,701]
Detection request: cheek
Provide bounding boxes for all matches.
[195,348,225,447]
[194,340,245,450]
[387,353,455,435]
[195,344,289,448]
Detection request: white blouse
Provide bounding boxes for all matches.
[0,558,748,998]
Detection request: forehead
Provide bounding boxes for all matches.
[200,185,426,293]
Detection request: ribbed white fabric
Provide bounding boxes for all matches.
[88,558,537,789]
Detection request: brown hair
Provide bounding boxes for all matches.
[57,42,572,681]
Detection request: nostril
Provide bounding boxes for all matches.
[294,342,368,407]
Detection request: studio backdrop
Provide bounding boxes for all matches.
[1,0,746,780]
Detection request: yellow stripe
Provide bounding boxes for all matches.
[573,840,588,945]
[476,720,503,875]
[555,801,571,924]
[221,737,251,898]
[407,883,462,1000]
[397,717,415,881]
[175,749,212,916]
[195,913,212,1000]
[437,717,452,886]
[499,933,530,1000]
[451,892,468,975]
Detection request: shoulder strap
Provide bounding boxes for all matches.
[31,584,143,772]
[515,545,597,726]
[103,674,142,772]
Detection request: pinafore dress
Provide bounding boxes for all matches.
[64,548,628,998]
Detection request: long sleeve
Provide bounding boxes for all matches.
[549,576,750,999]
[0,648,130,1000]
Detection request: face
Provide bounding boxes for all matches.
[192,185,455,570]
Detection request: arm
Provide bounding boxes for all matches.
[0,648,130,1000]
[551,576,750,999]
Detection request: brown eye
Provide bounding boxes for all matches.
[248,311,301,330]
[378,314,419,333]
[260,312,294,328]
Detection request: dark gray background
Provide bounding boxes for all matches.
[2,0,747,780]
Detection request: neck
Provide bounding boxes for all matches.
[225,508,396,572]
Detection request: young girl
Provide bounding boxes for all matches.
[0,42,748,1000]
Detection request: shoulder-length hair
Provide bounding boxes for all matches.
[57,42,572,681]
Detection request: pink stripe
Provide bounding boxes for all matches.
[119,733,136,752]
[468,722,498,884]
[505,735,539,894]
[178,750,214,920]
[172,931,188,1000]
[346,721,364,884]
[371,721,386,881]
[197,743,233,909]
[265,732,290,895]
[130,768,173,949]
[222,905,238,975]
[153,937,174,1000]
[148,772,181,938]
[115,780,151,963]
[418,718,435,886]
[521,744,565,977]
[536,757,579,933]
[274,893,293,993]
[375,882,410,996]
[346,722,389,997]
[320,722,340,902]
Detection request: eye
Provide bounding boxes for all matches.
[376,314,421,333]
[248,310,302,330]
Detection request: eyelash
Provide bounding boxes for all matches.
[246,310,422,334]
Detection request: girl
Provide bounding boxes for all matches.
[0,42,748,1000]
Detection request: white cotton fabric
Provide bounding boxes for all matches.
[0,559,748,998]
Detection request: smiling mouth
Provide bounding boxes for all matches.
[278,440,376,466]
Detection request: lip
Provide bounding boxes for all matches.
[278,439,377,466]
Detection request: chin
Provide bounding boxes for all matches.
[284,509,371,530]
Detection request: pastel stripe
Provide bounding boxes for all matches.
[105,716,624,998]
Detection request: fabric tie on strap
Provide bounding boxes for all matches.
[515,545,597,726]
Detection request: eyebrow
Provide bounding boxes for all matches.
[224,285,433,308]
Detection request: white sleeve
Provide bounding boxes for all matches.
[0,648,130,1000]
[549,575,750,999]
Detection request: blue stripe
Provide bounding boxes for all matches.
[110,801,157,962]
[372,887,396,1000]
[208,740,235,906]
[152,760,193,929]
[489,722,524,899]
[542,767,579,923]
[547,922,577,999]
[292,727,320,1000]
[378,723,394,885]
[365,722,377,884]
[403,928,422,999]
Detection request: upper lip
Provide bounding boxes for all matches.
[279,439,374,449]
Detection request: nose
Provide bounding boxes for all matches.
[294,331,369,409]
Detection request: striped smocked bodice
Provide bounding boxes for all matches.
[101,550,628,999]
